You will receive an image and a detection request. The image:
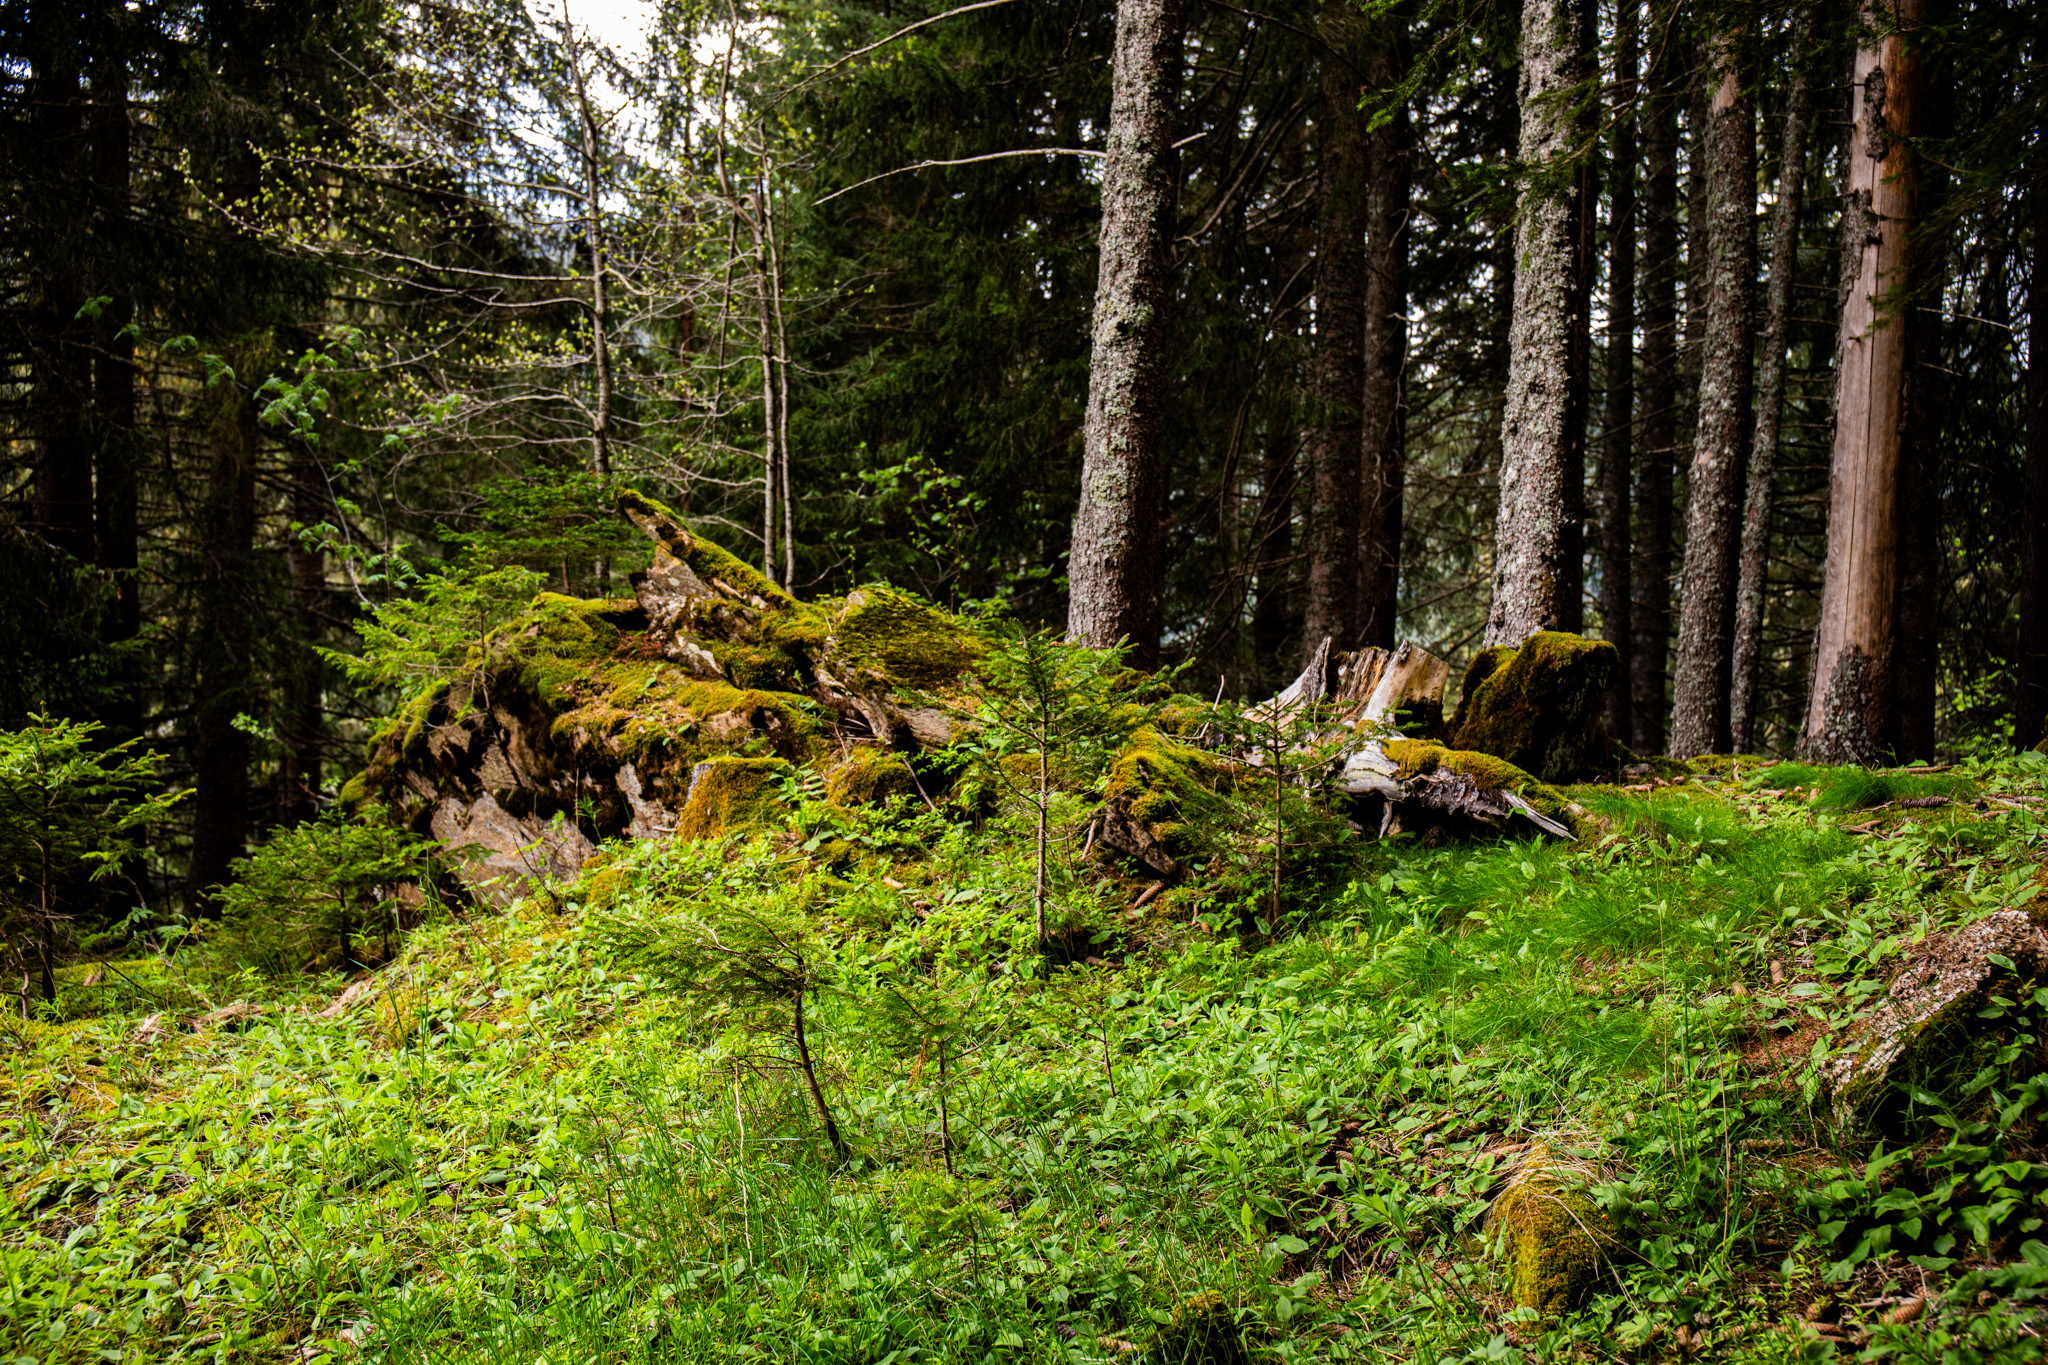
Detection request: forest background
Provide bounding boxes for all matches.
[2,0,2046,919]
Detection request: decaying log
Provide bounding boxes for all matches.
[1256,637,1576,840]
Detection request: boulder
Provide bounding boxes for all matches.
[1448,631,1618,783]
[1825,908,2048,1140]
[1487,1145,1613,1318]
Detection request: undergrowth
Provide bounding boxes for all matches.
[4,753,2048,1363]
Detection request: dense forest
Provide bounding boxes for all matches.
[6,0,2048,1361]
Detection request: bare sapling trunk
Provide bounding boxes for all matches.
[2022,165,2048,750]
[1487,0,1595,647]
[1068,0,1186,665]
[1802,0,1925,762]
[1597,0,1638,741]
[1303,38,1367,654]
[792,983,849,1163]
[1631,16,1680,754]
[566,21,614,481]
[1359,28,1411,650]
[1670,34,1757,758]
[1731,16,1814,753]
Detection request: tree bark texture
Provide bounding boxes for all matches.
[1630,27,1680,754]
[1487,0,1594,648]
[1670,39,1756,759]
[1801,0,1925,761]
[1303,44,1367,655]
[282,441,326,826]
[91,42,140,653]
[1068,0,1186,665]
[1596,0,1637,741]
[1358,31,1411,652]
[1731,18,1813,754]
[28,57,93,562]
[188,386,259,912]
[2022,170,2048,750]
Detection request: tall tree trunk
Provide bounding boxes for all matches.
[91,38,139,655]
[29,58,93,564]
[2022,169,2048,751]
[1731,17,1814,754]
[1068,0,1186,665]
[1486,0,1596,647]
[281,441,325,825]
[188,387,259,913]
[1359,28,1411,651]
[569,37,614,481]
[1630,14,1680,753]
[1251,424,1298,687]
[1801,0,1925,763]
[1303,42,1367,655]
[1597,0,1638,740]
[1670,34,1757,758]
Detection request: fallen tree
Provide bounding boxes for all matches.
[351,494,1611,900]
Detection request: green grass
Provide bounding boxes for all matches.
[5,755,2048,1363]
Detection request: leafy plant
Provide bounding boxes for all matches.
[324,563,544,707]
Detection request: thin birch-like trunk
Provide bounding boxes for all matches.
[1731,17,1814,753]
[1068,0,1186,665]
[566,23,614,480]
[1802,0,1926,761]
[1670,34,1757,758]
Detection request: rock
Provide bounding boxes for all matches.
[1487,1145,1613,1318]
[677,757,795,840]
[1096,729,1220,878]
[1825,908,2048,1140]
[429,792,596,907]
[1448,631,1619,783]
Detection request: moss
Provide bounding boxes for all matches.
[614,488,793,608]
[1149,1290,1249,1365]
[823,748,916,806]
[553,664,819,766]
[831,584,984,689]
[1489,1148,1612,1318]
[1382,738,1571,822]
[1449,632,1619,783]
[677,756,794,839]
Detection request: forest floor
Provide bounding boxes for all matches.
[6,753,2048,1364]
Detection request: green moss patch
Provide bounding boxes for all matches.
[1382,738,1570,823]
[823,748,917,806]
[1488,1148,1613,1318]
[676,756,795,839]
[830,585,983,689]
[615,488,792,608]
[1449,632,1618,783]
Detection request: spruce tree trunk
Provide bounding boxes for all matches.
[1359,30,1411,652]
[1802,0,1925,762]
[188,389,258,913]
[1630,26,1680,754]
[1487,0,1595,648]
[1597,1,1638,741]
[28,58,93,563]
[1303,43,1367,655]
[2022,173,2048,751]
[91,41,140,655]
[1069,0,1186,665]
[282,441,326,825]
[1670,36,1756,759]
[1731,20,1813,754]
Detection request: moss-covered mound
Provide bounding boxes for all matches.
[677,757,795,839]
[831,585,985,689]
[1448,632,1618,783]
[1096,728,1224,877]
[1488,1147,1613,1318]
